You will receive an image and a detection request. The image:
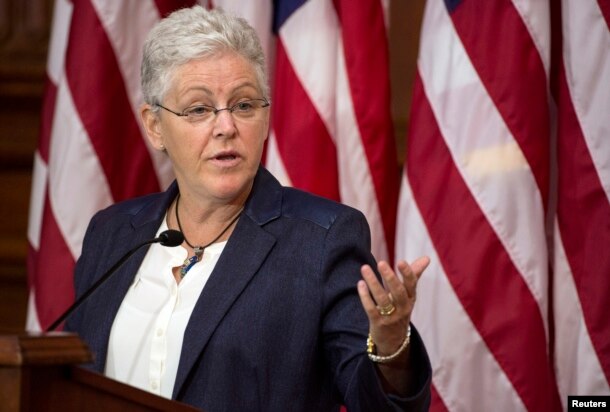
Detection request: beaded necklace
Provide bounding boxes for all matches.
[175,194,242,278]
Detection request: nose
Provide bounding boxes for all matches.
[212,109,236,138]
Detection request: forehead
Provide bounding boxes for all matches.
[169,52,260,98]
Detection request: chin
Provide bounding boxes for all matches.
[209,180,252,202]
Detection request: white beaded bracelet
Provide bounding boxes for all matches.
[367,325,411,364]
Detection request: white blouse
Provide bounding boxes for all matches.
[105,219,226,398]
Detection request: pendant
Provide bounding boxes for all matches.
[194,246,204,259]
[180,255,199,278]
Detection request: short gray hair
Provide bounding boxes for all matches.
[141,6,269,107]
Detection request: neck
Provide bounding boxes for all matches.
[172,193,243,249]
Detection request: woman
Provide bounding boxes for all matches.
[66,6,431,411]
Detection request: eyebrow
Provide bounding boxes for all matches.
[180,82,261,100]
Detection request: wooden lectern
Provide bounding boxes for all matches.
[0,333,200,411]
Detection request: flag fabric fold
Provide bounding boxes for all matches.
[27,0,185,331]
[551,0,610,400]
[266,0,397,262]
[396,1,610,410]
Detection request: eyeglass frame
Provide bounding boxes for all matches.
[155,98,270,123]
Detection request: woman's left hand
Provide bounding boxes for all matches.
[357,257,430,363]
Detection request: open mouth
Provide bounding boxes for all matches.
[211,151,240,167]
[215,153,237,161]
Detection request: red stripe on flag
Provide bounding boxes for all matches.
[449,1,550,206]
[34,195,76,330]
[555,64,610,382]
[407,72,561,412]
[65,0,160,202]
[38,77,58,163]
[334,0,399,261]
[155,0,197,18]
[430,385,449,412]
[272,39,340,201]
[26,243,39,291]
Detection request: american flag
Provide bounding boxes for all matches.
[396,0,610,411]
[26,0,397,333]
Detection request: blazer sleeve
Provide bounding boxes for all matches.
[319,207,431,411]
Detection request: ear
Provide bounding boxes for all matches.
[140,104,164,151]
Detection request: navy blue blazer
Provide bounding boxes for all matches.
[66,167,431,411]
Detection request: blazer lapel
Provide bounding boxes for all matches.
[172,215,276,397]
[172,167,282,398]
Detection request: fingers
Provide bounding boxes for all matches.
[358,261,405,316]
[360,264,394,310]
[358,263,400,324]
[406,256,430,278]
[357,279,378,318]
[396,256,429,299]
[377,261,408,307]
[358,257,430,315]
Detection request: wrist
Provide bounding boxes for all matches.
[367,325,411,364]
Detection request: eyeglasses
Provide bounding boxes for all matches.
[156,98,270,123]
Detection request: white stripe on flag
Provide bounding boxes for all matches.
[27,152,47,250]
[26,290,42,332]
[48,78,113,258]
[47,0,73,84]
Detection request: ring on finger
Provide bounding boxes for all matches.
[377,302,396,316]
